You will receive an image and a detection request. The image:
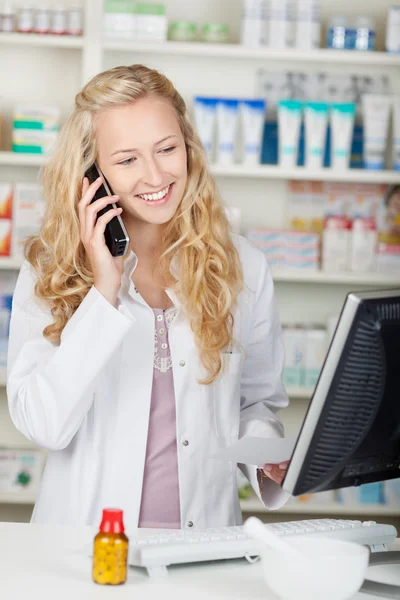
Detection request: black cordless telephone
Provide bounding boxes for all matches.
[85,163,130,257]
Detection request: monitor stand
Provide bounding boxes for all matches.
[360,552,400,598]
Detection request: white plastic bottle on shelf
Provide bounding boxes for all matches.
[1,0,15,32]
[386,6,400,53]
[50,3,66,34]
[295,0,321,49]
[240,0,268,48]
[66,6,82,35]
[17,3,34,33]
[34,5,50,34]
[268,0,294,49]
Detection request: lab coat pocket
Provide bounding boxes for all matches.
[213,352,242,439]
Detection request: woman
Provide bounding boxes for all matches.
[7,64,290,530]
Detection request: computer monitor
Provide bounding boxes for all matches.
[282,288,400,496]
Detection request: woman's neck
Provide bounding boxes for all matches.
[126,219,164,261]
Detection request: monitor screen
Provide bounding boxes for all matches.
[283,288,400,496]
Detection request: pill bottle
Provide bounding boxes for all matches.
[92,508,129,586]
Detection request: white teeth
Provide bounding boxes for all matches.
[138,185,170,202]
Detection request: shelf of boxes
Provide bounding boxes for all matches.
[103,40,400,67]
[240,496,400,517]
[0,33,84,49]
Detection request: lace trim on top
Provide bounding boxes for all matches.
[153,306,177,373]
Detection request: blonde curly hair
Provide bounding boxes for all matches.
[25,64,243,384]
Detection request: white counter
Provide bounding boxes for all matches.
[1,523,399,600]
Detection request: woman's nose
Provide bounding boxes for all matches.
[142,158,164,188]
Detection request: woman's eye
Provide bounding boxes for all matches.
[118,157,134,166]
[160,146,176,154]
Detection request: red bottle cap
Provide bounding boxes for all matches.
[99,508,125,533]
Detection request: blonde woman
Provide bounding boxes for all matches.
[7,65,290,530]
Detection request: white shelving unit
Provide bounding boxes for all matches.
[271,268,400,286]
[0,32,84,49]
[211,165,400,184]
[0,152,46,167]
[2,151,399,184]
[0,0,399,523]
[0,492,37,505]
[103,40,400,67]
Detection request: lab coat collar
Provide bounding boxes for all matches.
[121,249,181,308]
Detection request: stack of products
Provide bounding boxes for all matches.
[256,70,395,172]
[288,181,400,273]
[0,288,12,377]
[326,15,375,51]
[287,479,400,509]
[281,323,327,389]
[0,448,44,496]
[169,22,229,43]
[240,4,400,54]
[0,182,45,258]
[247,228,319,270]
[193,96,266,165]
[0,2,83,34]
[12,106,60,155]
[103,0,167,41]
[241,0,321,50]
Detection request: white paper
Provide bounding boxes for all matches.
[212,436,297,467]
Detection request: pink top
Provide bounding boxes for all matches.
[138,307,181,529]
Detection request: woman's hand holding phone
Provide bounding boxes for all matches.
[79,176,125,306]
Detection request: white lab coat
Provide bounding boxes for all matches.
[7,234,290,530]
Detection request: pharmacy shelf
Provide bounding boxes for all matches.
[211,164,400,185]
[0,258,23,270]
[286,387,313,400]
[103,40,400,68]
[0,152,46,167]
[0,32,83,49]
[1,258,398,287]
[1,152,399,185]
[240,497,400,517]
[271,268,400,287]
[0,492,36,505]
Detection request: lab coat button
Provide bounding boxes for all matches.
[183,440,189,447]
[187,521,194,528]
[179,360,186,367]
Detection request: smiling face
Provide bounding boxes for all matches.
[95,96,188,228]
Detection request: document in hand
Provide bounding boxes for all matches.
[212,436,297,467]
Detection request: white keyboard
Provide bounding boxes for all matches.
[128,518,398,577]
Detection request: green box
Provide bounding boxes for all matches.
[104,0,137,14]
[135,3,165,15]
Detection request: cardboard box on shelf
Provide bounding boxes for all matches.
[0,448,44,495]
[282,324,306,387]
[11,183,45,259]
[0,184,12,220]
[0,219,12,256]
